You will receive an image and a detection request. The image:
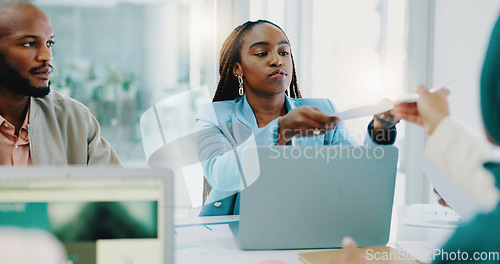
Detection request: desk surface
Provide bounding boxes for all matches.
[174,206,456,264]
[299,246,421,264]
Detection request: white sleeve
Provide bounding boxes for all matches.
[424,116,500,211]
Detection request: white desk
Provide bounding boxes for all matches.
[175,215,324,264]
[174,206,456,264]
[390,206,456,263]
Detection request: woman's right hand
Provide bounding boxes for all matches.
[277,106,339,145]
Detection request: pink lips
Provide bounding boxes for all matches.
[268,69,287,80]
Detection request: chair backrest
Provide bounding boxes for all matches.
[202,177,212,206]
[140,86,212,208]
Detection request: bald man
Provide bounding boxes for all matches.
[0,0,120,165]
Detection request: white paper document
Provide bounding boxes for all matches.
[403,203,462,229]
[419,158,480,221]
[175,225,218,241]
[206,224,234,238]
[331,99,394,120]
[330,93,424,121]
[331,86,448,120]
[175,246,219,264]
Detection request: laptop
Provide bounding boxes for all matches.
[0,167,174,264]
[231,145,399,250]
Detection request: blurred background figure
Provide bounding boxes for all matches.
[0,227,66,264]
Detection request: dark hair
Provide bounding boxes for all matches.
[481,16,500,145]
[212,19,301,102]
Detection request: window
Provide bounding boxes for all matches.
[39,0,193,167]
[39,0,407,210]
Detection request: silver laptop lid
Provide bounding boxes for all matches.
[237,145,398,250]
[0,167,174,264]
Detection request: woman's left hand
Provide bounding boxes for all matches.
[373,110,400,130]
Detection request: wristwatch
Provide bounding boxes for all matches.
[373,111,399,129]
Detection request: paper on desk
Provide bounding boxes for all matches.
[175,225,218,241]
[403,204,462,229]
[175,246,219,264]
[206,224,234,238]
[419,158,480,221]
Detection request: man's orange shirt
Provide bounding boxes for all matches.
[0,108,31,166]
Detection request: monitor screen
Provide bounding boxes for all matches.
[0,167,173,264]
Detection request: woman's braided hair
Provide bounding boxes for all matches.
[212,19,302,102]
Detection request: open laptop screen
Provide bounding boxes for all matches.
[0,167,173,264]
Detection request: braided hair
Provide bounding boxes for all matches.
[212,19,302,102]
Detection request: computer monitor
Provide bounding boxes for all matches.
[0,167,173,264]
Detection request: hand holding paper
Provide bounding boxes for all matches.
[332,84,452,121]
[330,92,431,121]
[392,86,451,134]
[278,106,339,144]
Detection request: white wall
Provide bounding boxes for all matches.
[404,0,500,204]
[433,0,500,134]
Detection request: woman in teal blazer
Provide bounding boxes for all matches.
[196,20,398,216]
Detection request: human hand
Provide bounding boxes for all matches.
[330,237,370,264]
[434,188,450,207]
[392,85,450,135]
[277,106,339,145]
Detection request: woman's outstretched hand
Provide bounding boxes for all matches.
[277,106,339,145]
[393,85,450,135]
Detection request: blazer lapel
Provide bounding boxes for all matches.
[232,95,257,144]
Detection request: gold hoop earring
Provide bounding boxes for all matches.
[238,76,244,96]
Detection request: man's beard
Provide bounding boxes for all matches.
[0,55,51,98]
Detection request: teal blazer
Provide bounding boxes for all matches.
[195,94,395,216]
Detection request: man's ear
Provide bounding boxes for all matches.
[232,63,243,77]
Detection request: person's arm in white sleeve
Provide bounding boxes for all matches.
[425,116,500,211]
[394,86,500,211]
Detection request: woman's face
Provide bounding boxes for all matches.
[234,23,293,97]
